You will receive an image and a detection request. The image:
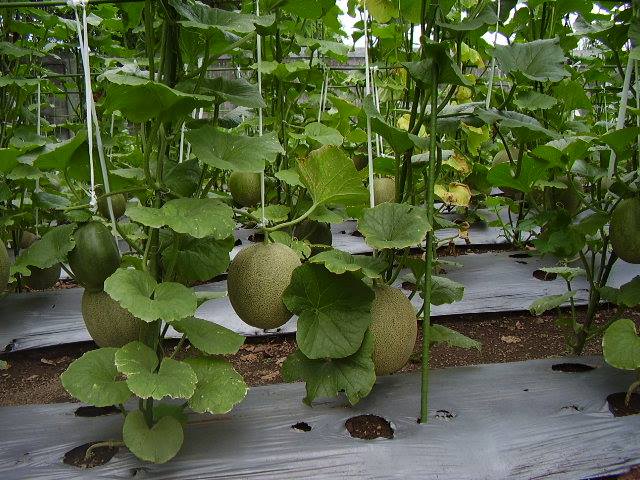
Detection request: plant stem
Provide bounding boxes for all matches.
[420,63,439,424]
[84,440,124,462]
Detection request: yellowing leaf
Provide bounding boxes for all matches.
[443,152,471,175]
[461,122,490,155]
[396,113,426,136]
[434,183,472,206]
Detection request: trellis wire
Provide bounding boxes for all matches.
[484,0,501,109]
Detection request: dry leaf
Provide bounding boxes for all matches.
[500,335,521,344]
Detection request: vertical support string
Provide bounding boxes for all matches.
[256,0,265,226]
[35,78,41,235]
[485,0,501,109]
[363,2,375,208]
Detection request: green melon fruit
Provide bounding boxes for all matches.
[545,177,582,215]
[0,243,9,293]
[227,242,301,329]
[26,263,61,290]
[492,148,520,198]
[20,231,38,250]
[373,177,396,205]
[82,290,156,347]
[69,222,120,292]
[293,219,332,254]
[97,193,127,219]
[369,285,417,375]
[229,171,261,207]
[610,197,640,264]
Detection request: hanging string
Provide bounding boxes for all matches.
[363,2,375,208]
[485,0,501,109]
[256,0,265,226]
[608,41,634,179]
[372,66,383,157]
[70,0,117,233]
[317,68,328,123]
[35,78,41,235]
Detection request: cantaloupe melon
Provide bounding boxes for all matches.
[69,222,120,292]
[369,285,418,375]
[610,198,640,264]
[373,177,396,205]
[227,242,301,329]
[98,193,127,219]
[229,171,261,207]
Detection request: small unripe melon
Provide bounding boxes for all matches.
[26,263,61,290]
[0,243,9,293]
[369,285,417,376]
[20,231,38,250]
[82,290,156,347]
[545,177,582,216]
[69,222,120,292]
[98,193,127,219]
[373,177,396,205]
[229,171,261,207]
[610,198,640,264]
[227,242,301,329]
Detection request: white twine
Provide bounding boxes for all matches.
[35,78,41,235]
[363,2,375,208]
[256,0,265,226]
[485,0,501,109]
[608,43,634,179]
[372,66,383,156]
[71,0,117,232]
[317,68,328,123]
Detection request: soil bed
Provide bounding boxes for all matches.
[1,305,638,407]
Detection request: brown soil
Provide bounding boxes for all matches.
[345,414,394,440]
[0,305,638,407]
[606,392,640,417]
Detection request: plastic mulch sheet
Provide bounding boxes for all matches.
[1,252,638,351]
[0,356,638,479]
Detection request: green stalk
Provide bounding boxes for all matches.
[420,64,439,424]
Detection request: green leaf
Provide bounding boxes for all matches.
[102,73,212,123]
[61,348,132,407]
[477,109,558,140]
[487,154,549,193]
[429,276,465,305]
[11,224,75,276]
[529,291,577,315]
[186,127,283,173]
[296,36,349,61]
[603,319,640,371]
[123,410,183,464]
[275,168,302,187]
[257,60,310,79]
[437,5,497,31]
[34,130,88,171]
[494,38,569,82]
[600,277,640,308]
[127,198,234,239]
[539,266,585,282]
[184,76,265,108]
[430,324,481,350]
[32,191,71,210]
[171,0,274,34]
[514,91,558,111]
[185,357,248,414]
[403,43,472,87]
[104,269,197,323]
[282,330,376,405]
[358,202,430,250]
[162,235,233,283]
[304,122,344,146]
[309,249,387,278]
[259,205,290,222]
[361,96,416,153]
[115,342,197,400]
[173,317,244,355]
[283,264,374,359]
[297,145,369,207]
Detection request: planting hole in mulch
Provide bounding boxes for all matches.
[533,269,557,281]
[234,238,242,246]
[74,405,120,417]
[63,441,119,468]
[345,414,394,440]
[248,233,265,243]
[552,363,595,373]
[351,230,363,237]
[516,260,528,265]
[509,253,532,258]
[607,392,640,417]
[291,422,312,432]
[434,409,456,420]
